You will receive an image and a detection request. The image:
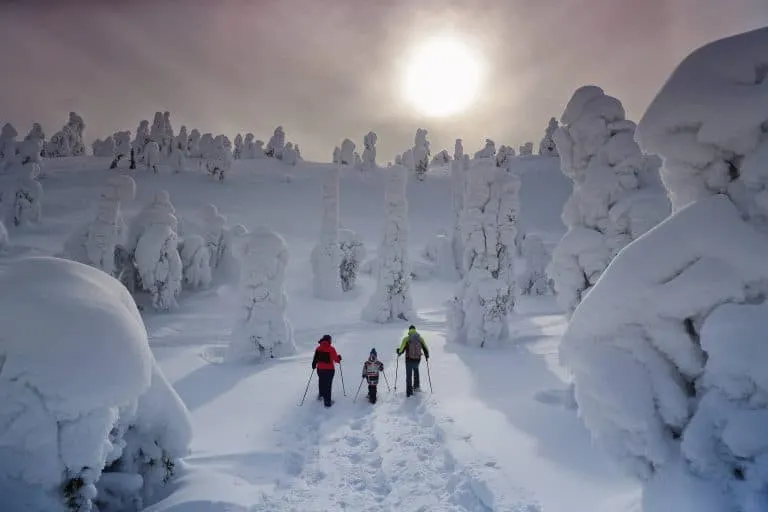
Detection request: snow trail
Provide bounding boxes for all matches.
[256,378,537,512]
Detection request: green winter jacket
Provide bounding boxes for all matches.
[397,328,429,360]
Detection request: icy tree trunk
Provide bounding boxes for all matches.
[311,167,344,299]
[228,226,296,361]
[362,164,415,322]
[447,159,518,347]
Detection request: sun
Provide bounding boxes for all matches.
[401,35,484,118]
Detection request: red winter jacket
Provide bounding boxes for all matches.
[312,340,341,370]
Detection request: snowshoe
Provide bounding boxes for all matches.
[324,400,335,408]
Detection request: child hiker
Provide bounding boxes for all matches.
[361,349,384,404]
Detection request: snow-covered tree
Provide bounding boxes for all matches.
[233,133,243,160]
[241,133,263,159]
[77,175,136,276]
[134,207,182,311]
[423,230,458,281]
[451,139,466,276]
[518,233,552,296]
[496,145,515,168]
[65,111,86,156]
[361,131,378,171]
[198,133,214,160]
[168,135,186,174]
[474,138,496,159]
[413,128,430,181]
[205,135,232,181]
[0,257,191,512]
[294,144,302,160]
[179,234,212,289]
[109,131,132,169]
[12,170,43,227]
[561,29,768,512]
[175,125,189,156]
[161,111,174,155]
[131,120,150,168]
[332,146,341,164]
[447,158,520,346]
[266,126,286,159]
[339,228,366,292]
[548,85,670,315]
[0,220,8,248]
[16,129,43,175]
[339,138,355,165]
[518,142,533,156]
[431,149,450,166]
[311,167,343,299]
[228,226,296,361]
[144,140,161,174]
[202,204,227,269]
[539,117,559,156]
[93,136,115,158]
[0,123,18,167]
[187,128,201,158]
[283,142,298,166]
[353,151,362,169]
[362,163,415,322]
[150,112,165,146]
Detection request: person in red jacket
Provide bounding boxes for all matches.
[312,334,342,407]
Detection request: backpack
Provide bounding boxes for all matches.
[406,332,423,359]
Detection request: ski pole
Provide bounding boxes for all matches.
[394,356,399,393]
[426,358,433,393]
[353,377,365,403]
[382,371,391,392]
[298,369,315,406]
[338,363,346,396]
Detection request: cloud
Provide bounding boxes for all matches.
[1,0,766,161]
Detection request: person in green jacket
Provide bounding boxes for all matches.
[396,325,429,397]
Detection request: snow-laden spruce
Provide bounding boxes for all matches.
[539,117,559,156]
[339,228,366,292]
[431,149,450,166]
[422,230,457,281]
[46,112,85,158]
[311,167,344,299]
[561,28,768,512]
[205,135,232,181]
[144,140,161,174]
[11,169,43,227]
[132,120,151,166]
[179,234,212,289]
[266,126,286,159]
[361,131,378,171]
[413,128,430,181]
[233,133,243,160]
[108,131,132,169]
[63,174,136,276]
[475,138,496,159]
[339,138,356,165]
[93,136,115,158]
[283,142,298,166]
[202,204,227,269]
[518,233,552,296]
[518,142,533,156]
[448,158,520,347]
[0,257,191,512]
[187,128,201,158]
[228,226,296,361]
[548,85,670,315]
[362,163,415,322]
[450,139,467,277]
[0,123,18,168]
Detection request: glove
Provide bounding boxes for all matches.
[425,354,429,360]
[311,363,316,370]
[396,349,402,356]
[337,355,342,362]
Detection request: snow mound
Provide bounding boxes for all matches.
[0,257,191,511]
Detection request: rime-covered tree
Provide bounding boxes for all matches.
[339,138,356,165]
[518,142,533,156]
[144,140,161,174]
[447,157,520,346]
[283,142,298,166]
[169,136,186,173]
[474,138,496,159]
[227,226,296,361]
[175,125,189,156]
[332,146,341,164]
[518,233,552,296]
[548,86,669,315]
[451,139,467,277]
[431,149,450,166]
[362,163,415,322]
[109,131,132,169]
[0,123,18,167]
[179,234,212,289]
[134,198,182,311]
[93,136,115,158]
[161,111,174,155]
[149,112,165,146]
[205,135,232,181]
[202,204,227,269]
[187,128,201,158]
[361,131,377,171]
[339,228,366,292]
[12,170,43,227]
[66,111,86,156]
[539,117,559,156]
[132,120,150,167]
[233,133,243,160]
[311,167,343,299]
[266,126,286,159]
[496,145,515,168]
[413,128,430,180]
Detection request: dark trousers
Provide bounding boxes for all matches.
[367,384,377,403]
[317,369,335,407]
[405,359,420,396]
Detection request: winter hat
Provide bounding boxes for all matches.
[370,348,377,358]
[320,334,332,343]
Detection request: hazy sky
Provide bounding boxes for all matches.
[1,0,767,161]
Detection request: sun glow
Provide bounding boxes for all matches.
[401,35,484,118]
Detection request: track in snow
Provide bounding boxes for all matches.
[253,391,539,512]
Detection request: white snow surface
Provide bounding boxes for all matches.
[0,153,645,512]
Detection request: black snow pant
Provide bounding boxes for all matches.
[405,359,421,397]
[317,369,335,407]
[367,384,378,403]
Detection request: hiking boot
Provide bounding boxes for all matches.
[414,387,421,392]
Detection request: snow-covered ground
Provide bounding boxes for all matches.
[0,155,638,511]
